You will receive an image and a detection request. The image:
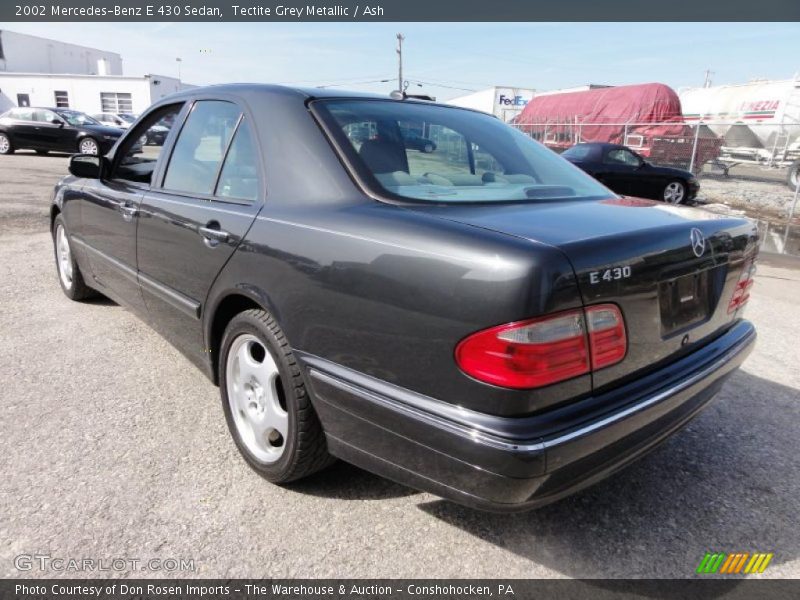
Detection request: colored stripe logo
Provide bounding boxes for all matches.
[696,552,774,574]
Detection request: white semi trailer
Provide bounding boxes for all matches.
[680,77,800,188]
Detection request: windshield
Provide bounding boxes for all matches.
[316,99,614,203]
[56,110,101,127]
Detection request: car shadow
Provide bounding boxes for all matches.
[285,459,419,501]
[415,369,799,581]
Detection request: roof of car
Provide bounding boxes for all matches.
[156,83,480,113]
[572,142,623,150]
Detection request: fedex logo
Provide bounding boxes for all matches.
[498,94,529,107]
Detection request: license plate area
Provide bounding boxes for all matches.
[659,270,712,336]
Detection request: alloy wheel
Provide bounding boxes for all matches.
[663,182,685,204]
[225,333,288,463]
[0,135,10,154]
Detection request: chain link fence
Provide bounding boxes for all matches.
[513,119,799,205]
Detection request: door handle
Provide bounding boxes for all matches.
[120,204,139,222]
[198,222,230,246]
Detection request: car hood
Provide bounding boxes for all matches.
[81,124,126,137]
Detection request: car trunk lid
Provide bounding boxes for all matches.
[410,197,759,393]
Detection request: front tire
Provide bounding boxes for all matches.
[423,142,434,153]
[52,214,96,301]
[220,309,334,483]
[78,137,99,155]
[0,133,13,155]
[663,180,686,204]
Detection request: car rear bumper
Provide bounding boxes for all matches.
[301,319,755,512]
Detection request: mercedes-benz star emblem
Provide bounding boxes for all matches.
[690,228,706,257]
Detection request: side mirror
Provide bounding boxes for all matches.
[69,154,104,179]
[51,118,64,126]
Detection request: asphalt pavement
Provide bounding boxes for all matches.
[1,152,798,579]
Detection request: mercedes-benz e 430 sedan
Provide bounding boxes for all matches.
[50,85,757,511]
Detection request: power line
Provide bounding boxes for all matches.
[316,78,393,88]
[405,78,478,92]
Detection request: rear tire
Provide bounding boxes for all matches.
[788,159,800,191]
[219,308,334,483]
[423,142,434,153]
[663,180,686,204]
[52,214,96,301]
[0,133,13,155]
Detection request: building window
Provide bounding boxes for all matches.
[16,93,30,107]
[100,92,133,114]
[54,91,69,108]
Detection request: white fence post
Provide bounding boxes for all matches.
[788,178,800,223]
[688,122,702,174]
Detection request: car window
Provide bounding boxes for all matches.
[112,103,183,185]
[317,99,612,203]
[215,118,260,202]
[162,100,242,195]
[562,145,593,160]
[605,148,641,166]
[32,109,58,123]
[7,108,33,121]
[55,110,100,127]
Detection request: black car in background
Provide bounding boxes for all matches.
[562,142,699,204]
[0,107,124,156]
[50,85,756,511]
[401,129,437,153]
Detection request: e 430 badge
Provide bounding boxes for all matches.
[589,266,632,284]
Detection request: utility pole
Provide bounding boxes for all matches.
[396,33,404,92]
[703,69,713,88]
[176,57,182,81]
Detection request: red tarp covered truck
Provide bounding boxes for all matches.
[514,83,722,171]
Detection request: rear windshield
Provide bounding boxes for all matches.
[315,99,614,203]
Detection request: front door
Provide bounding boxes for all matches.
[600,147,643,196]
[33,109,70,151]
[75,102,185,313]
[136,99,263,364]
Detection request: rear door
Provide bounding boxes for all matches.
[136,99,263,364]
[76,102,185,313]
[8,108,39,148]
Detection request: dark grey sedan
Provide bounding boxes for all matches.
[50,84,757,511]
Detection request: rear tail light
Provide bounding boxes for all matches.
[727,258,756,314]
[455,304,626,390]
[586,304,628,369]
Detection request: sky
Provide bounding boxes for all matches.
[3,22,799,100]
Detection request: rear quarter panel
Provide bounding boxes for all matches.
[208,202,589,417]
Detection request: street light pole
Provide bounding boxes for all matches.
[176,57,182,81]
[396,33,404,92]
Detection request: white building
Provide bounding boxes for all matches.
[0,30,123,76]
[447,86,536,122]
[0,30,189,114]
[0,72,185,114]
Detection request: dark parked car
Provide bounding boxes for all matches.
[50,85,757,512]
[0,107,124,156]
[401,129,436,153]
[562,142,700,204]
